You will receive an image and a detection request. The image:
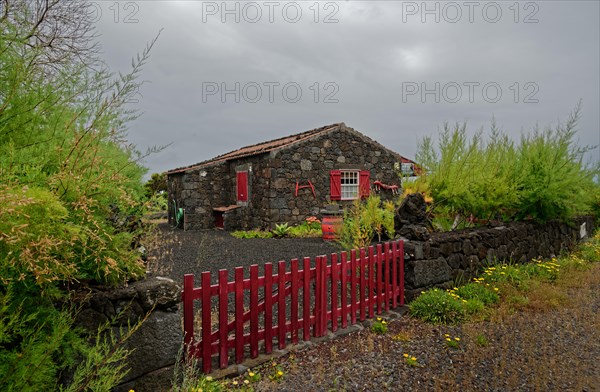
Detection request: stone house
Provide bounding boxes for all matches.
[166,123,417,230]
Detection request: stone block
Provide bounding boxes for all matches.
[300,159,312,171]
[405,257,451,288]
[447,253,464,269]
[120,310,182,383]
[133,276,181,312]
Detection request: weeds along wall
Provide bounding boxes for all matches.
[403,216,596,301]
[73,277,182,392]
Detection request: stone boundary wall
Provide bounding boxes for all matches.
[73,276,182,392]
[403,216,595,301]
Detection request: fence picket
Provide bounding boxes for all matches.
[383,242,390,311]
[183,274,194,351]
[264,263,273,354]
[359,249,366,321]
[277,261,286,349]
[250,265,259,358]
[302,257,311,341]
[201,272,212,373]
[291,259,299,344]
[350,249,357,324]
[234,267,244,363]
[376,244,383,314]
[392,241,398,308]
[340,251,348,328]
[368,246,375,318]
[314,256,322,337]
[399,240,405,306]
[331,253,339,332]
[218,270,229,369]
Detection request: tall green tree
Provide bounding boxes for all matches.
[1,1,160,389]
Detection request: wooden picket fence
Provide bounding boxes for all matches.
[182,240,404,373]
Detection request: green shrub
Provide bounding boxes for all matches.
[288,221,322,238]
[414,105,599,227]
[463,298,485,314]
[338,196,395,250]
[272,223,291,238]
[454,283,499,305]
[231,230,274,239]
[409,288,465,324]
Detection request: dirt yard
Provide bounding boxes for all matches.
[145,222,339,283]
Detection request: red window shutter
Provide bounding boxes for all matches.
[237,171,248,202]
[359,170,370,199]
[330,170,341,200]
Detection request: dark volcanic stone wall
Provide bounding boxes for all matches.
[73,277,182,392]
[168,161,232,230]
[260,126,401,228]
[403,216,595,301]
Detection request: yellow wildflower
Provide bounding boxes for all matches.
[403,353,409,358]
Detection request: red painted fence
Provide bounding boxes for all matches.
[182,240,404,373]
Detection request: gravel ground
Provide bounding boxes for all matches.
[146,222,339,283]
[147,223,600,391]
[247,263,600,392]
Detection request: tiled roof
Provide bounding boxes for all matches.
[166,123,343,174]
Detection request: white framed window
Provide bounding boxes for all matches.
[341,171,359,200]
[401,162,414,176]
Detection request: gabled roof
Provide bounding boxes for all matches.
[166,123,415,174]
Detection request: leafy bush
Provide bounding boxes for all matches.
[338,196,395,250]
[272,223,291,238]
[409,289,465,324]
[288,221,322,238]
[146,192,168,212]
[414,105,599,227]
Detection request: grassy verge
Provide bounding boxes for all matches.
[410,229,600,324]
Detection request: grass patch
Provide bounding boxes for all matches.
[409,288,465,324]
[231,220,322,239]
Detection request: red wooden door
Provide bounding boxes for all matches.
[214,211,224,228]
[237,171,248,202]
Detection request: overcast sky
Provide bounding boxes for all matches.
[93,0,600,176]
